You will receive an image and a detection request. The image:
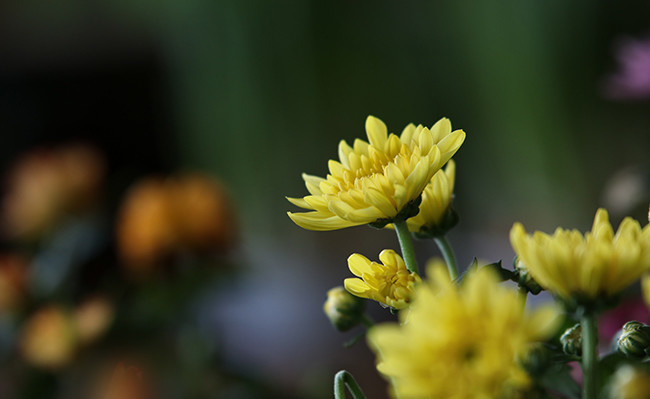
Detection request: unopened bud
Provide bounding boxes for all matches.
[323,286,365,332]
[514,259,542,295]
[617,321,650,359]
[560,323,582,356]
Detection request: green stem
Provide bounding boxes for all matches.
[394,220,419,274]
[434,236,458,280]
[334,370,366,399]
[581,313,598,399]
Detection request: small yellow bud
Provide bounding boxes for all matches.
[560,323,582,356]
[323,286,365,332]
[617,321,650,359]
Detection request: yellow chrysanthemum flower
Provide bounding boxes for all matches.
[368,266,559,399]
[287,116,465,231]
[405,159,456,236]
[510,208,650,302]
[344,249,421,309]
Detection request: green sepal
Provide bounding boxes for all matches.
[483,260,515,282]
[369,196,422,229]
[454,259,511,284]
[513,256,543,295]
[413,207,459,239]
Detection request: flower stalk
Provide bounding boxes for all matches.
[334,370,366,399]
[393,220,419,274]
[434,236,458,280]
[581,312,598,399]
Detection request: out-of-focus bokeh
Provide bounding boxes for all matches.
[0,1,649,398]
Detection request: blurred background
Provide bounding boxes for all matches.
[0,1,649,398]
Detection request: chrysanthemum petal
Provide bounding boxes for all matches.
[287,211,358,231]
[364,188,397,217]
[328,200,381,223]
[400,123,416,145]
[430,117,452,142]
[286,196,312,209]
[344,278,371,297]
[338,140,353,168]
[302,173,325,195]
[347,253,373,277]
[436,129,466,158]
[365,115,388,149]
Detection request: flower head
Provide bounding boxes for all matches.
[368,265,559,399]
[510,208,650,303]
[287,116,465,231]
[405,159,457,237]
[344,250,420,310]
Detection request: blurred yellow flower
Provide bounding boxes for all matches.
[344,250,421,309]
[21,306,77,369]
[609,365,650,399]
[368,266,559,399]
[404,159,456,236]
[510,208,650,302]
[287,116,465,231]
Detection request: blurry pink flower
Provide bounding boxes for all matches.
[604,35,650,99]
[599,297,650,344]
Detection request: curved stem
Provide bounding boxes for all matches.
[581,313,598,399]
[334,370,366,399]
[434,236,458,280]
[393,220,419,274]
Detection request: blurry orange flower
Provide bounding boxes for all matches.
[20,306,77,369]
[75,296,114,345]
[0,254,28,313]
[97,363,154,399]
[117,179,179,269]
[170,174,236,251]
[117,174,236,272]
[2,144,105,240]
